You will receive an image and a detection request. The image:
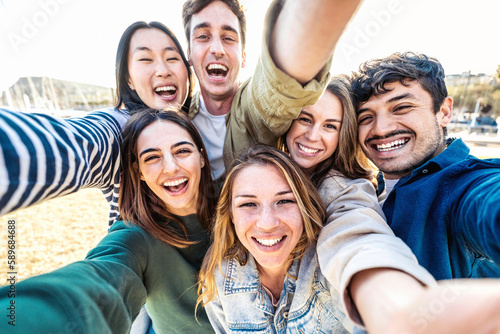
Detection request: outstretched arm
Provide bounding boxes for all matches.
[0,108,128,224]
[270,0,362,84]
[316,173,436,325]
[225,1,362,165]
[351,270,500,334]
[0,222,148,333]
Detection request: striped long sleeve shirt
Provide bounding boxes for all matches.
[0,107,129,225]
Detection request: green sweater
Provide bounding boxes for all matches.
[0,216,214,334]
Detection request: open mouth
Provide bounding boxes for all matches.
[206,64,228,78]
[163,178,188,193]
[374,138,409,152]
[155,85,177,97]
[254,236,285,247]
[298,143,320,154]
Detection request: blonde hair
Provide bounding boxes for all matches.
[197,144,325,309]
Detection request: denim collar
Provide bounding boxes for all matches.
[223,246,319,316]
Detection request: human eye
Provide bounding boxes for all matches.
[277,199,295,205]
[239,202,257,208]
[134,52,152,62]
[165,51,180,62]
[175,147,193,156]
[325,123,338,130]
[195,34,209,41]
[357,113,373,125]
[393,104,412,113]
[143,154,160,163]
[298,116,312,124]
[167,56,180,62]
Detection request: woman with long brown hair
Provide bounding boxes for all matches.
[0,109,216,333]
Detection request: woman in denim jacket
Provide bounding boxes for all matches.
[198,144,354,333]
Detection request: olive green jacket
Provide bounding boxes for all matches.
[188,0,331,170]
[0,217,213,334]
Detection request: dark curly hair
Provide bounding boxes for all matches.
[351,52,448,114]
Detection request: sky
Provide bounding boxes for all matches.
[0,0,499,92]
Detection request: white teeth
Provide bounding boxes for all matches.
[163,178,187,187]
[298,143,319,154]
[255,237,283,247]
[207,64,228,71]
[376,139,407,152]
[155,86,176,92]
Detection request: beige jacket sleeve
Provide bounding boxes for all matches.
[316,170,437,326]
[222,0,331,167]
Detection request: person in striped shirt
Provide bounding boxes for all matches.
[0,21,194,224]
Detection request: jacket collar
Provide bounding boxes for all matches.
[223,245,318,314]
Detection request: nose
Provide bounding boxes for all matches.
[155,60,172,78]
[255,204,279,230]
[371,113,398,136]
[162,157,179,174]
[209,36,225,58]
[305,124,321,142]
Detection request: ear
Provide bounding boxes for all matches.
[128,79,135,91]
[200,149,205,168]
[134,162,145,181]
[437,97,453,127]
[241,50,246,69]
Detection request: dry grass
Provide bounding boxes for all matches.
[0,189,109,282]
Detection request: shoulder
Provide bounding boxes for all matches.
[107,221,154,247]
[319,170,377,198]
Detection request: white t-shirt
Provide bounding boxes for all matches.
[378,178,400,207]
[192,96,227,180]
[384,178,399,195]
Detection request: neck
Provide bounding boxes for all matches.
[257,259,292,301]
[302,166,315,177]
[200,87,238,116]
[260,271,285,301]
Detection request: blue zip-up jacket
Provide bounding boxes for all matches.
[382,139,500,280]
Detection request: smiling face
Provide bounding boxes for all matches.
[188,1,246,102]
[231,164,303,277]
[357,81,452,179]
[128,28,189,110]
[286,91,343,175]
[137,120,205,216]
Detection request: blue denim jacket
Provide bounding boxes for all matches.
[381,139,500,280]
[205,243,355,333]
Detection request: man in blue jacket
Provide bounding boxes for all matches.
[352,51,500,280]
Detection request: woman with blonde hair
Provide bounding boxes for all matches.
[198,144,354,333]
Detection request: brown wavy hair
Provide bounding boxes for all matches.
[197,144,325,308]
[118,108,217,247]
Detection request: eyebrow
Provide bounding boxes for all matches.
[234,190,292,199]
[301,111,342,123]
[192,22,239,35]
[357,92,417,114]
[139,141,195,158]
[132,46,178,54]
